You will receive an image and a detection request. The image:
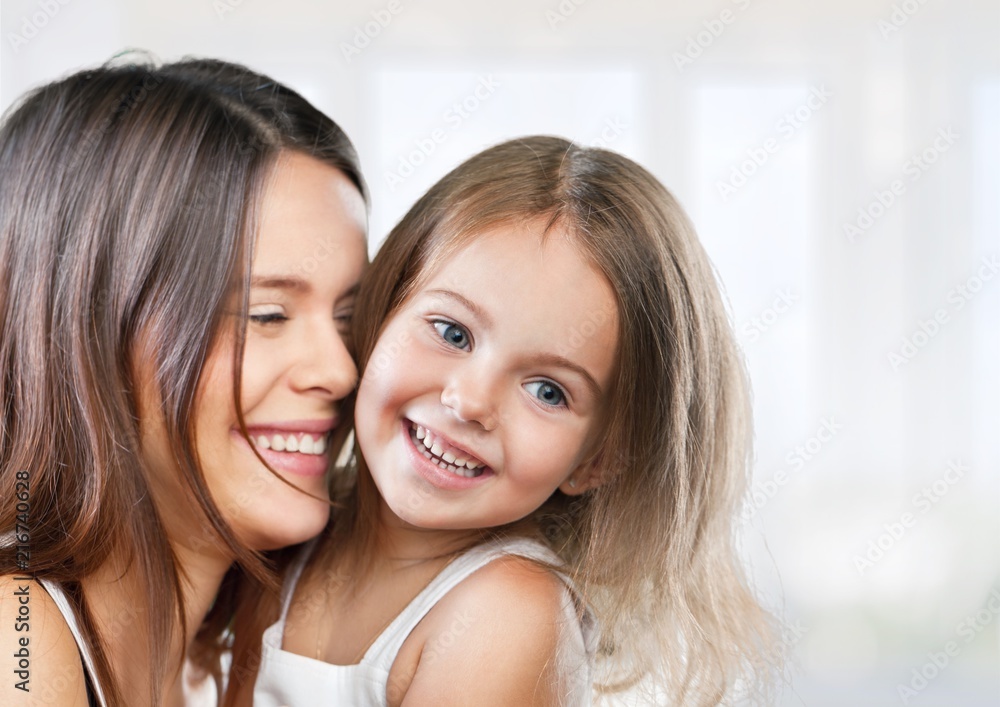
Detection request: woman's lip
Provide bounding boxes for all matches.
[401,421,494,491]
[234,433,330,478]
[242,418,339,435]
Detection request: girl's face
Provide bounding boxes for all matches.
[355,220,618,531]
[142,151,367,552]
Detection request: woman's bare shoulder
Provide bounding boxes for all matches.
[0,575,90,706]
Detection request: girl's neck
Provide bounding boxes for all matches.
[371,500,484,568]
[81,540,232,706]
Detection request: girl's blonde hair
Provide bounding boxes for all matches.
[326,135,778,703]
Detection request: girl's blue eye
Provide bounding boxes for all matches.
[524,381,566,407]
[432,321,471,350]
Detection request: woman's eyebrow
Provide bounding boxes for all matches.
[251,275,312,293]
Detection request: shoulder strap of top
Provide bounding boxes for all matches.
[37,579,109,707]
[276,538,319,628]
[362,537,563,670]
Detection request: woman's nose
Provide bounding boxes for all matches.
[290,322,358,400]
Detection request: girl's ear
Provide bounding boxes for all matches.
[559,453,611,496]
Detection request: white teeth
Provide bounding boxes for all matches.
[420,447,482,478]
[254,433,327,455]
[448,463,478,478]
[411,423,485,478]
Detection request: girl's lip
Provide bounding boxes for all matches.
[401,420,494,491]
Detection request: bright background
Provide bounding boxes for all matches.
[2,1,997,704]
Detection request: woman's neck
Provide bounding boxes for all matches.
[81,540,232,706]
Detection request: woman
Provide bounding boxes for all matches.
[0,56,367,705]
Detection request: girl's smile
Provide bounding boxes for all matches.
[409,420,488,476]
[403,419,494,490]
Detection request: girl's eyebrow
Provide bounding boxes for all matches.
[425,288,492,327]
[528,352,603,400]
[425,287,602,399]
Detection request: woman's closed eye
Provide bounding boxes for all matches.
[431,319,472,350]
[334,308,354,333]
[248,305,288,325]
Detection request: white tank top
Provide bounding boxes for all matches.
[37,579,110,707]
[253,536,597,706]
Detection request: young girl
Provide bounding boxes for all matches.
[246,136,778,705]
[0,57,367,705]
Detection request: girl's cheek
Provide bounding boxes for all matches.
[364,327,415,388]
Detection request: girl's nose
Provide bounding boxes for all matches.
[440,365,499,431]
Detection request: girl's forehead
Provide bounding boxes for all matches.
[408,222,619,376]
[418,215,601,284]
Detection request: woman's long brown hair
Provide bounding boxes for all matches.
[0,55,365,706]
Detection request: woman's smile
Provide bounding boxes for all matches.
[239,417,341,477]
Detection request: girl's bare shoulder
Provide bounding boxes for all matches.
[0,575,89,706]
[395,556,572,706]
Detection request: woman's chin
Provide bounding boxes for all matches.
[238,499,331,552]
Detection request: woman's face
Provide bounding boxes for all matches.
[143,151,367,553]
